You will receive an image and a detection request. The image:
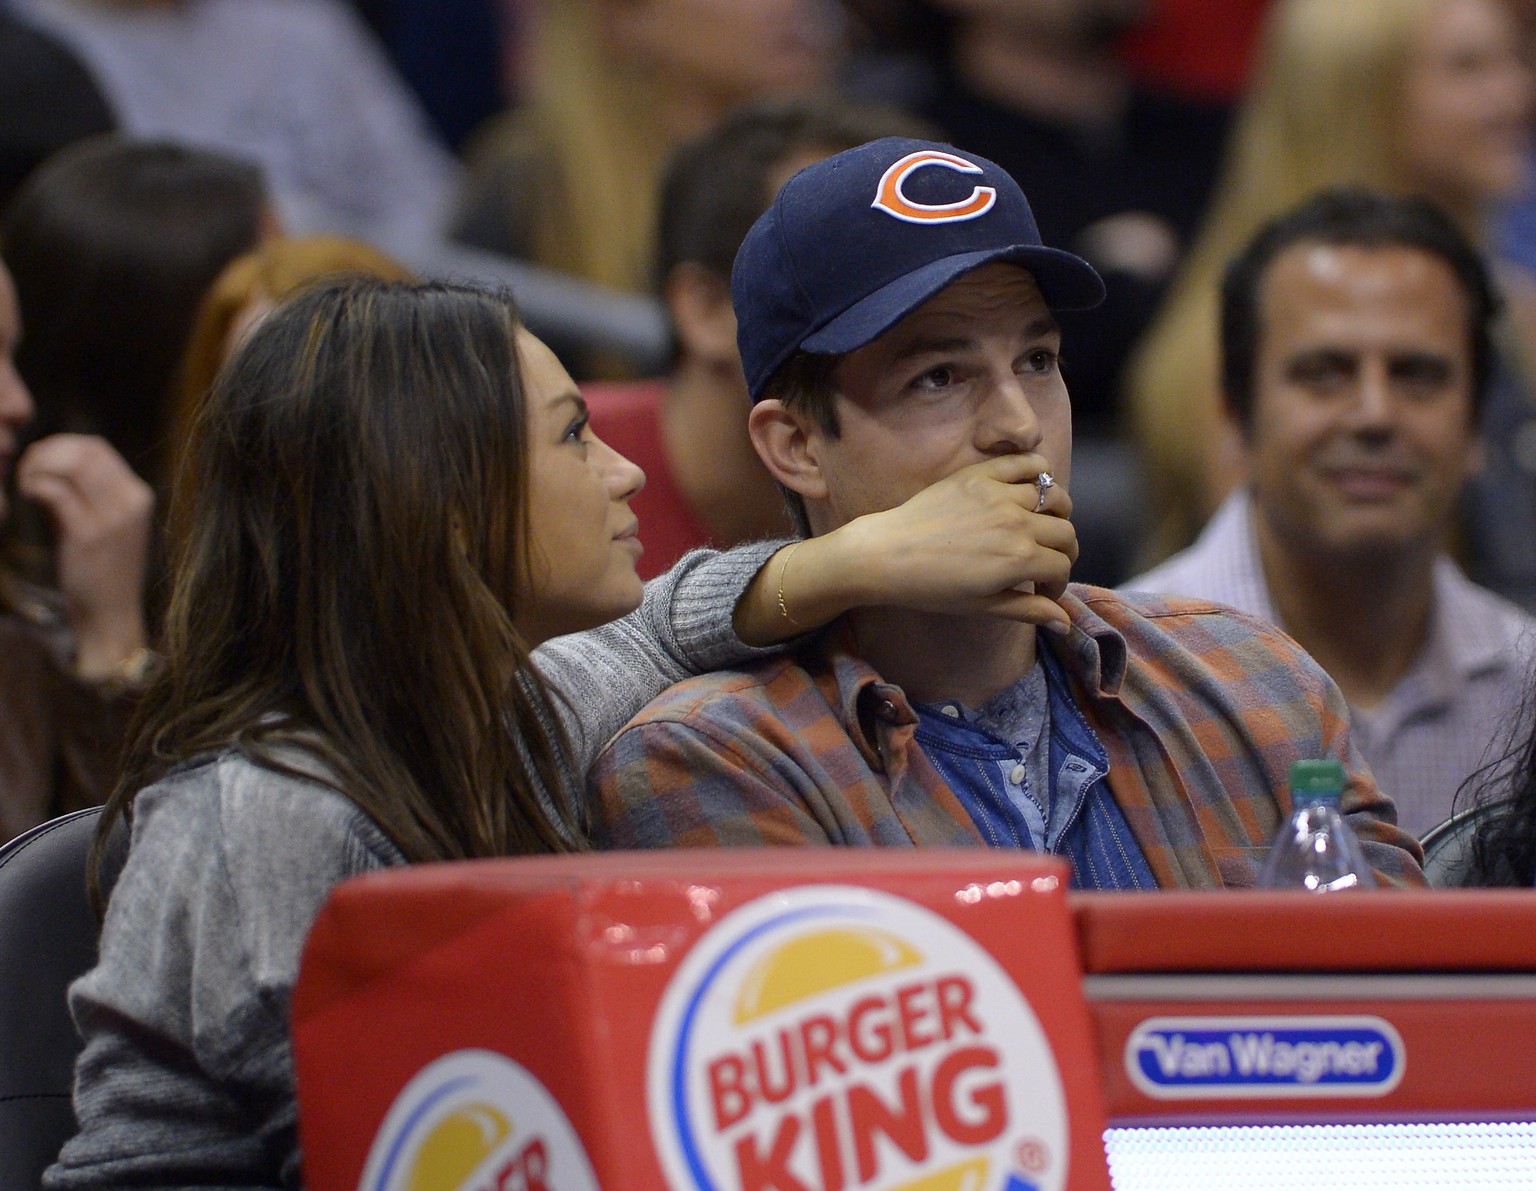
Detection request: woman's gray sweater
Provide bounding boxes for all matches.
[45,542,781,1189]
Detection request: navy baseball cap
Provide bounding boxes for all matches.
[733,137,1106,401]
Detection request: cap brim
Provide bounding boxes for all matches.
[800,245,1106,358]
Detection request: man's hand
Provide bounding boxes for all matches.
[15,434,154,681]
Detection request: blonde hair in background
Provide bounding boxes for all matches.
[484,1,674,294]
[1123,0,1436,560]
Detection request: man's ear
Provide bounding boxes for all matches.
[749,399,829,502]
[1464,425,1487,479]
[1219,398,1254,488]
[664,262,738,367]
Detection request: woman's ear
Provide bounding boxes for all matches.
[748,399,829,502]
[663,262,738,368]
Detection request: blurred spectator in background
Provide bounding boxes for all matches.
[172,235,416,509]
[338,0,506,153]
[3,0,459,259]
[1117,0,1274,104]
[1127,187,1536,838]
[452,0,842,301]
[848,0,1231,435]
[176,235,417,450]
[586,97,928,577]
[0,256,153,844]
[1,135,269,496]
[0,9,114,211]
[1126,0,1536,585]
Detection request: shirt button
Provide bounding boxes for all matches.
[941,705,960,718]
[1009,763,1027,786]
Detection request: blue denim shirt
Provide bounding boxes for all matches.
[913,647,1157,890]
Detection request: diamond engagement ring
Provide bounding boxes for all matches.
[1034,471,1054,512]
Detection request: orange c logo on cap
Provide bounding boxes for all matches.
[872,150,998,224]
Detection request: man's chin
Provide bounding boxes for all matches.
[1308,523,1430,569]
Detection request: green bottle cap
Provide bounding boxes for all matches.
[1289,759,1345,805]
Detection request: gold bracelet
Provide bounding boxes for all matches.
[776,541,804,627]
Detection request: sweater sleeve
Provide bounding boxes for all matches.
[531,540,785,768]
[46,757,402,1191]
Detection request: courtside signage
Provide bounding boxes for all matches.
[647,885,1068,1191]
[357,1050,599,1191]
[1125,1016,1405,1100]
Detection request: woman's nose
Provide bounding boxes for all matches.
[596,433,645,499]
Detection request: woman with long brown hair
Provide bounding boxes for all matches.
[45,276,1068,1185]
[0,257,154,845]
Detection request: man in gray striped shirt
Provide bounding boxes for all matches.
[1126,188,1536,838]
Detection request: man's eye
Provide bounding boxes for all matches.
[1291,358,1350,386]
[1394,359,1453,391]
[913,366,956,391]
[1023,349,1059,374]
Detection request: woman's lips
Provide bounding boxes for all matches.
[615,520,643,556]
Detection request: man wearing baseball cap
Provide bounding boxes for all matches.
[588,138,1424,888]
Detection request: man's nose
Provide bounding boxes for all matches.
[976,373,1043,456]
[1346,361,1395,431]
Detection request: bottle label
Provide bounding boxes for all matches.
[1124,1015,1404,1099]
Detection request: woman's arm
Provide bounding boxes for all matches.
[734,452,1078,645]
[535,453,1078,769]
[532,540,783,768]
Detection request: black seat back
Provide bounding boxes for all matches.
[0,807,125,1188]
[1420,804,1496,887]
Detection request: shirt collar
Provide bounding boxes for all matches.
[1052,589,1129,696]
[811,609,1127,764]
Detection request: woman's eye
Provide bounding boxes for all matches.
[564,415,590,444]
[1023,349,1059,374]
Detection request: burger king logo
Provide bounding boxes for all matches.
[648,886,1067,1191]
[358,1050,598,1191]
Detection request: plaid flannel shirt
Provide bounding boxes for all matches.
[589,586,1426,889]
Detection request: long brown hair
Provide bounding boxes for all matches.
[95,279,582,889]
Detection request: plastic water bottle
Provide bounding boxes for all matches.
[1259,760,1378,891]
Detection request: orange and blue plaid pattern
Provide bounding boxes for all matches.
[589,586,1426,889]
